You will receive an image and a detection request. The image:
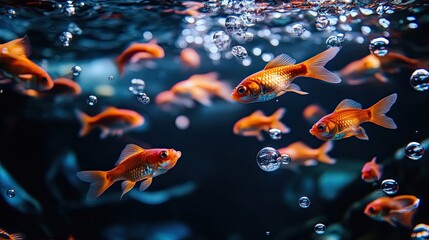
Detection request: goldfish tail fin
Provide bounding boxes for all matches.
[10,233,26,240]
[391,209,417,228]
[368,93,397,129]
[76,170,113,200]
[75,110,93,137]
[302,47,342,83]
[317,141,336,164]
[270,108,290,133]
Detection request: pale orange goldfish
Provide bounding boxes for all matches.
[24,77,81,97]
[0,36,53,90]
[77,144,182,200]
[233,108,289,141]
[0,228,24,240]
[302,104,326,124]
[339,52,426,85]
[180,48,200,68]
[361,157,383,183]
[169,72,232,106]
[231,47,341,103]
[116,39,165,75]
[364,195,420,228]
[310,93,397,141]
[155,90,196,111]
[75,107,144,138]
[278,141,335,167]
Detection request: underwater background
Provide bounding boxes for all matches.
[0,0,429,239]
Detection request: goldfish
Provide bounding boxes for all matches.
[157,72,232,107]
[0,36,53,90]
[339,52,426,85]
[278,141,335,167]
[364,195,420,228]
[233,108,289,141]
[309,93,397,141]
[180,48,200,68]
[24,77,81,97]
[76,144,182,200]
[155,90,196,111]
[231,47,341,103]
[0,228,25,240]
[361,157,383,183]
[302,104,326,124]
[116,39,165,75]
[75,107,144,138]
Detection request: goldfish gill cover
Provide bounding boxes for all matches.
[0,0,429,239]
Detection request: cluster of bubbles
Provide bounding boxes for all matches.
[71,65,82,77]
[369,37,390,57]
[256,147,291,172]
[6,189,15,198]
[129,79,150,105]
[86,95,98,106]
[381,179,399,195]
[298,196,311,208]
[268,128,282,140]
[2,8,16,19]
[405,142,425,160]
[59,22,83,47]
[231,45,248,59]
[410,69,429,91]
[314,223,326,234]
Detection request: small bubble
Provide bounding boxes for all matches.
[137,93,150,104]
[240,32,254,42]
[381,179,399,195]
[277,154,291,165]
[6,189,15,198]
[108,75,114,81]
[369,37,389,57]
[315,15,330,30]
[379,18,390,28]
[326,35,344,48]
[265,231,270,236]
[59,31,73,47]
[256,147,281,172]
[240,12,256,26]
[411,224,429,240]
[204,1,219,13]
[213,31,231,51]
[71,65,81,76]
[269,128,282,140]
[0,89,3,94]
[231,45,248,59]
[410,69,429,91]
[129,79,146,95]
[6,8,16,18]
[298,196,311,208]
[62,3,76,16]
[67,22,83,35]
[292,24,306,36]
[175,115,190,130]
[86,95,98,106]
[405,142,425,160]
[314,223,326,234]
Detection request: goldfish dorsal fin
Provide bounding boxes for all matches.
[105,106,118,113]
[250,110,265,117]
[334,99,362,111]
[116,144,145,166]
[5,36,31,58]
[371,157,377,163]
[264,54,296,70]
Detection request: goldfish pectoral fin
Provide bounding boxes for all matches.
[139,177,153,191]
[382,216,398,227]
[116,144,145,166]
[18,74,34,81]
[256,133,264,141]
[192,90,212,106]
[285,83,308,95]
[374,72,389,83]
[121,180,136,199]
[355,127,369,140]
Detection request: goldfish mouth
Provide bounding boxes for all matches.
[175,151,182,159]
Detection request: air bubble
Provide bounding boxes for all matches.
[298,196,311,208]
[314,223,326,234]
[86,95,98,106]
[129,79,146,95]
[269,128,282,140]
[137,93,150,104]
[405,142,424,160]
[231,46,248,59]
[381,179,399,195]
[71,65,81,76]
[369,37,389,57]
[213,31,231,51]
[410,69,429,91]
[6,189,15,198]
[256,147,281,172]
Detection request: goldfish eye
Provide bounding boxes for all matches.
[317,123,326,132]
[42,77,48,84]
[159,151,168,159]
[237,86,247,95]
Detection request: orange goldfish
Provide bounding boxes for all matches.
[77,144,182,200]
[168,72,232,106]
[0,228,24,240]
[75,107,144,138]
[24,77,81,97]
[364,195,420,228]
[155,90,196,110]
[339,52,426,85]
[180,48,200,68]
[361,157,383,183]
[302,104,326,124]
[309,93,397,141]
[233,108,289,141]
[278,141,335,167]
[231,47,341,103]
[116,39,165,75]
[0,36,53,90]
